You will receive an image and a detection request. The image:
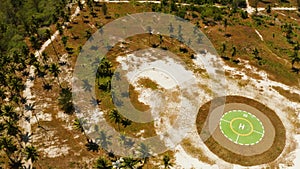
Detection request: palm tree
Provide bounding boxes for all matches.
[49,63,61,84]
[121,157,140,169]
[8,159,24,169]
[73,118,85,132]
[121,119,132,128]
[97,57,112,78]
[290,51,300,73]
[221,43,226,56]
[102,3,108,15]
[25,146,39,163]
[5,119,20,136]
[109,109,122,131]
[29,35,41,56]
[224,18,228,35]
[58,87,74,114]
[42,82,52,91]
[94,156,111,169]
[85,139,99,152]
[162,154,173,169]
[252,48,260,60]
[231,46,236,57]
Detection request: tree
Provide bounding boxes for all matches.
[162,154,173,169]
[221,43,226,56]
[102,3,108,15]
[25,146,39,163]
[56,23,63,35]
[109,109,122,130]
[95,156,111,169]
[121,157,140,168]
[231,46,236,57]
[85,139,99,152]
[224,18,228,35]
[43,82,52,91]
[266,5,271,13]
[252,48,260,59]
[73,118,85,132]
[290,51,300,69]
[58,87,74,114]
[29,36,41,55]
[121,119,132,128]
[49,63,61,83]
[61,36,68,47]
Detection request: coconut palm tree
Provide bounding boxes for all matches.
[8,158,24,169]
[49,63,61,84]
[94,156,111,169]
[25,146,39,163]
[224,18,228,35]
[109,109,122,131]
[121,119,132,128]
[58,87,74,114]
[42,82,52,91]
[121,157,140,169]
[85,139,99,152]
[162,154,173,169]
[73,118,85,132]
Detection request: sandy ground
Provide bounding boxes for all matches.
[18,0,300,168]
[115,48,300,168]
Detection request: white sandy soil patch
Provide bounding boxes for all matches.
[43,145,70,158]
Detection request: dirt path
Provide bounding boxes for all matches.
[255,29,264,41]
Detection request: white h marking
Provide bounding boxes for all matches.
[239,123,245,130]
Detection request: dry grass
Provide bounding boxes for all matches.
[272,86,300,102]
[181,138,215,165]
[137,77,160,90]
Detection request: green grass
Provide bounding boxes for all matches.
[220,110,264,145]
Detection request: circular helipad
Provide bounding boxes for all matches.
[219,110,264,145]
[196,96,286,166]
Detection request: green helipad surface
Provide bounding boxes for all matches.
[219,110,265,145]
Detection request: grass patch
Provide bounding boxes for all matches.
[137,77,160,90]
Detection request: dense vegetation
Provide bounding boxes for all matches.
[0,0,72,167]
[0,0,69,56]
